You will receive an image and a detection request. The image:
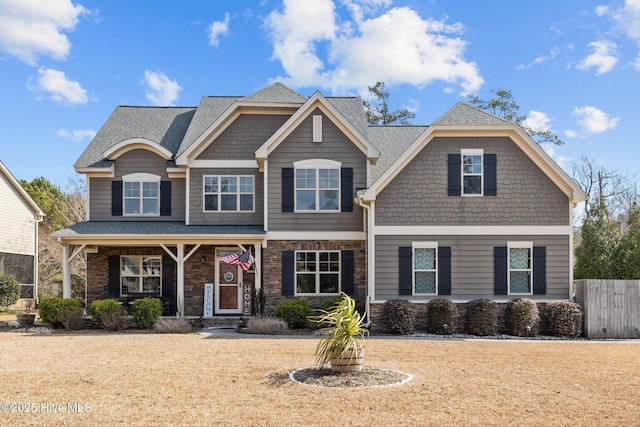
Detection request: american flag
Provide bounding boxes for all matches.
[220,249,254,271]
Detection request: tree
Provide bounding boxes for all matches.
[615,203,640,279]
[467,89,563,145]
[0,272,20,309]
[363,81,415,125]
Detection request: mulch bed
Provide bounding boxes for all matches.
[290,366,412,388]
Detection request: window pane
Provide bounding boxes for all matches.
[240,194,253,211]
[414,248,435,270]
[239,176,253,193]
[319,274,339,294]
[319,190,339,210]
[296,190,316,210]
[124,182,140,197]
[510,248,530,269]
[463,155,482,173]
[221,177,237,192]
[415,271,436,294]
[221,194,237,210]
[143,182,158,197]
[510,271,531,293]
[204,176,218,193]
[143,277,161,293]
[143,257,161,276]
[143,199,158,215]
[124,199,140,214]
[296,169,316,189]
[121,276,139,294]
[296,274,316,293]
[463,176,482,194]
[204,194,218,211]
[122,257,140,275]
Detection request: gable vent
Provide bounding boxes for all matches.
[313,115,322,142]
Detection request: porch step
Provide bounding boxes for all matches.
[199,316,247,329]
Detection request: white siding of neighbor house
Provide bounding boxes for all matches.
[0,171,37,256]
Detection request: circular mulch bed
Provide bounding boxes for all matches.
[289,367,413,388]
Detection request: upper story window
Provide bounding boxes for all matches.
[508,242,533,295]
[123,173,160,216]
[293,159,341,212]
[461,149,483,196]
[203,175,254,212]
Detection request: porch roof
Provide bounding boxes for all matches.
[52,221,266,244]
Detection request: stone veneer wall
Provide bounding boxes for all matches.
[262,240,367,315]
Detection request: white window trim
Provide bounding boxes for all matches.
[120,255,162,297]
[294,250,341,296]
[461,149,484,197]
[202,175,255,213]
[507,241,534,296]
[122,173,161,217]
[293,159,342,213]
[412,242,438,296]
[313,115,323,142]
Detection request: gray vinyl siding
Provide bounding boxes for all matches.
[189,168,263,226]
[376,136,570,226]
[89,149,185,221]
[268,109,366,232]
[374,234,570,301]
[196,114,290,160]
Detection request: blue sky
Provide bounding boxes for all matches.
[1,0,638,189]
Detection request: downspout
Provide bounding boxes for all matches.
[356,194,373,324]
[34,213,44,305]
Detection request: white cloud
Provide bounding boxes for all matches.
[573,106,620,134]
[208,12,230,47]
[57,128,96,142]
[595,5,609,17]
[540,143,570,169]
[264,1,483,94]
[525,110,553,132]
[534,47,560,64]
[634,53,640,71]
[612,0,640,41]
[564,129,578,138]
[576,40,619,75]
[29,68,88,105]
[143,70,182,106]
[0,0,87,64]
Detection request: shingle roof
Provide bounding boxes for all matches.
[243,82,308,103]
[75,106,196,169]
[367,126,429,183]
[433,102,512,125]
[51,221,266,237]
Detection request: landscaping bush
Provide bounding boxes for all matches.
[154,318,192,334]
[89,299,123,328]
[244,317,288,334]
[58,306,85,330]
[321,296,344,311]
[381,299,416,335]
[0,272,20,309]
[427,298,458,334]
[465,299,497,336]
[275,299,311,329]
[39,298,83,328]
[130,297,163,329]
[544,301,583,338]
[101,311,129,331]
[505,298,539,336]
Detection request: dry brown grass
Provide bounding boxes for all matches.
[1,331,639,426]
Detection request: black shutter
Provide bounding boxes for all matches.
[108,255,120,297]
[111,181,123,216]
[282,250,295,295]
[484,154,497,196]
[438,246,452,295]
[341,250,354,296]
[160,181,172,216]
[533,246,547,295]
[447,154,461,196]
[399,246,412,295]
[282,168,294,212]
[341,168,353,212]
[494,246,508,295]
[162,255,174,297]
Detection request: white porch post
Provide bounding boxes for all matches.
[177,244,185,317]
[254,243,261,291]
[62,245,71,299]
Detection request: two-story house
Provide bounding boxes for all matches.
[53,83,587,322]
[0,160,44,303]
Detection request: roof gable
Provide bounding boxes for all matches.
[433,102,512,125]
[242,82,307,103]
[0,161,44,217]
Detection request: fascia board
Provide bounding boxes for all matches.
[53,234,267,246]
[103,137,173,160]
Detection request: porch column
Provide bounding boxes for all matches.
[62,244,71,299]
[177,244,185,317]
[254,243,261,291]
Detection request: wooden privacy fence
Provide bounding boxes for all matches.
[574,279,640,339]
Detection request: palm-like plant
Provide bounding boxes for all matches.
[311,293,368,371]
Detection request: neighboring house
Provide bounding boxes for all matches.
[0,161,44,302]
[52,83,587,322]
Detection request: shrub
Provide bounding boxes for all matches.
[253,288,266,317]
[544,301,583,338]
[39,298,83,328]
[89,299,123,328]
[130,297,163,329]
[154,318,192,334]
[381,299,416,335]
[465,299,497,336]
[427,298,458,334]
[0,272,20,309]
[58,306,85,330]
[244,317,288,334]
[275,299,311,329]
[101,311,129,331]
[321,296,345,311]
[505,298,539,336]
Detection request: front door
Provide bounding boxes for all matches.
[215,248,243,314]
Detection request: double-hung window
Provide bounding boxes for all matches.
[461,149,483,196]
[508,242,533,295]
[295,251,340,295]
[121,256,161,296]
[123,173,160,216]
[413,242,438,295]
[293,159,340,212]
[203,175,254,212]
